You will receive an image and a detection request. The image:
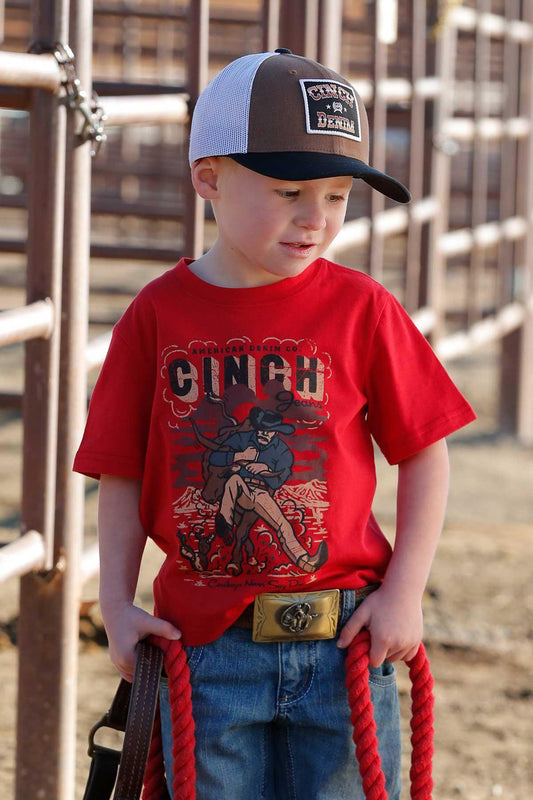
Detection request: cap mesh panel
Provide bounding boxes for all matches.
[189,52,274,164]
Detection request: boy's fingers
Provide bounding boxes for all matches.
[368,643,388,668]
[336,605,369,649]
[145,615,182,640]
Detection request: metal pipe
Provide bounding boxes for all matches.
[436,300,531,361]
[405,0,427,313]
[16,0,70,795]
[0,298,54,346]
[85,330,112,370]
[184,0,208,260]
[80,540,100,583]
[50,0,94,792]
[467,0,491,327]
[318,0,343,71]
[103,92,188,126]
[262,0,280,52]
[514,0,533,443]
[368,0,388,281]
[0,50,62,90]
[426,12,458,342]
[0,531,46,583]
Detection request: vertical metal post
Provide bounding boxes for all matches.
[184,0,209,260]
[318,0,343,71]
[467,0,490,326]
[405,0,427,313]
[279,0,319,58]
[262,0,280,52]
[53,0,93,793]
[16,0,69,796]
[427,12,458,342]
[369,0,388,281]
[497,0,520,308]
[501,0,533,441]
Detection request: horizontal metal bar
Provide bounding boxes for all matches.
[80,541,99,583]
[375,78,412,103]
[373,207,409,236]
[0,51,62,92]
[95,81,187,96]
[439,215,530,256]
[0,299,55,347]
[436,300,532,361]
[411,306,437,335]
[414,77,442,100]
[0,531,46,583]
[330,217,371,250]
[103,93,189,126]
[0,391,23,409]
[329,196,438,255]
[85,330,112,371]
[351,76,441,105]
[0,193,184,220]
[442,116,531,141]
[0,237,182,261]
[449,6,533,41]
[410,197,439,223]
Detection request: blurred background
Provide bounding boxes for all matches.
[0,1,532,798]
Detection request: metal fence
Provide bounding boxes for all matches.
[0,0,532,798]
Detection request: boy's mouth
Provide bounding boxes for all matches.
[280,241,317,255]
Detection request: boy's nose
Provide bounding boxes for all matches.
[294,202,327,231]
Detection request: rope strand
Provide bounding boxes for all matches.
[346,631,435,800]
[142,630,434,800]
[142,637,196,800]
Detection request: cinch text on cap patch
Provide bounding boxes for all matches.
[300,79,361,142]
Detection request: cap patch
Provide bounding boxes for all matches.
[300,79,361,142]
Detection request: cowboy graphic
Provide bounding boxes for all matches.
[208,407,327,574]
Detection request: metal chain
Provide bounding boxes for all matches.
[28,40,107,157]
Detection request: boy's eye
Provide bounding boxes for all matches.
[327,194,348,203]
[276,190,299,199]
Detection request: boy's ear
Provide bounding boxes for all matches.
[191,157,221,199]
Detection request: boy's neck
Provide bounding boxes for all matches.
[187,243,304,289]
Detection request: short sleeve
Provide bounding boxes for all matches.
[73,296,157,480]
[364,294,476,464]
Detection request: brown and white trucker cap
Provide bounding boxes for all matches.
[189,49,410,204]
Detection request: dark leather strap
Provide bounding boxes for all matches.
[83,640,164,800]
[114,640,164,799]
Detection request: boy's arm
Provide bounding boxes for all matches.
[337,438,450,666]
[98,474,181,681]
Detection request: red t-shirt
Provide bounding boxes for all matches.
[74,258,475,644]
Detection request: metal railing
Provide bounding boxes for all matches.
[0,1,532,798]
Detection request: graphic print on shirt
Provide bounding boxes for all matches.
[161,336,331,584]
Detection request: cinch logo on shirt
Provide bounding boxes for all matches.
[300,79,361,141]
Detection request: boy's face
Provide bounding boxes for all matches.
[205,159,352,286]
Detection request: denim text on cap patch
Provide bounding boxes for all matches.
[299,79,362,142]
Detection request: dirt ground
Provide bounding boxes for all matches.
[0,256,532,798]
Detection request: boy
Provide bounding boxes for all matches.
[74,50,475,799]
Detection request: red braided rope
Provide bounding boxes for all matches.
[345,630,434,800]
[141,630,433,800]
[142,638,196,800]
[406,644,434,799]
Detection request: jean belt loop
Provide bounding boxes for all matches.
[340,589,356,626]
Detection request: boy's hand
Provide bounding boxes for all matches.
[336,585,423,667]
[104,603,182,682]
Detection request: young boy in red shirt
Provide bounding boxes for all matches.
[75,50,475,798]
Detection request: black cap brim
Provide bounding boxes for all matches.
[229,152,411,204]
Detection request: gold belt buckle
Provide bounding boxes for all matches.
[252,589,340,643]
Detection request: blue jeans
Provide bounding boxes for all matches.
[159,590,401,799]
